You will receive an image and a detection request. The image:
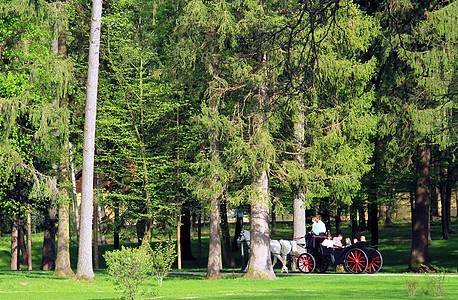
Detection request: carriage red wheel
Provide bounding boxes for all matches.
[365,249,383,274]
[344,248,368,274]
[297,253,316,273]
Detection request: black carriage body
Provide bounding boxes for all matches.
[296,235,383,274]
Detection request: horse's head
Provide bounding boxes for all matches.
[237,230,251,244]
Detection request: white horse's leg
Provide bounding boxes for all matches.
[279,240,292,273]
[270,240,282,270]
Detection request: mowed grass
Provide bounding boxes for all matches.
[1,271,458,299]
[0,219,457,299]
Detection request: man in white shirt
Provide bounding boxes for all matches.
[316,215,327,235]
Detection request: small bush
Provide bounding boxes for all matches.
[103,243,154,300]
[150,240,177,287]
[422,271,446,296]
[404,276,420,297]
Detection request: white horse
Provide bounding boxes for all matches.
[237,229,292,273]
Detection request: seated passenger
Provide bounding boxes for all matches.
[332,234,343,248]
[316,215,327,236]
[345,237,351,247]
[321,234,334,248]
[360,235,366,242]
[311,217,320,235]
[353,238,358,244]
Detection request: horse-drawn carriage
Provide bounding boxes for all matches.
[237,230,383,274]
[294,235,383,274]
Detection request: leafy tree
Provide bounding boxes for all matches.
[1,0,72,270]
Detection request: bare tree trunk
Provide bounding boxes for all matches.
[93,174,99,270]
[18,220,28,267]
[99,205,107,245]
[54,6,74,275]
[232,210,243,251]
[430,183,439,217]
[220,201,236,268]
[293,107,306,271]
[292,192,306,272]
[409,145,433,272]
[69,142,80,242]
[54,201,74,276]
[350,204,358,240]
[176,206,181,270]
[113,202,120,250]
[245,168,275,279]
[445,168,454,233]
[76,0,102,280]
[244,53,275,280]
[440,174,449,239]
[180,204,194,260]
[27,203,32,270]
[11,212,19,270]
[206,122,222,279]
[41,204,57,271]
[270,205,277,235]
[197,214,202,269]
[335,207,342,236]
[369,202,379,248]
[207,193,221,279]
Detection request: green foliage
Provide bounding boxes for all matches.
[150,240,177,287]
[403,276,420,296]
[103,244,156,299]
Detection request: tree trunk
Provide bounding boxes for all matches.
[41,205,57,271]
[76,0,102,280]
[292,193,306,272]
[350,204,358,240]
[232,210,243,251]
[11,212,19,270]
[270,205,277,235]
[197,214,202,269]
[445,167,454,233]
[220,201,236,268]
[385,201,393,226]
[292,106,306,272]
[207,193,221,279]
[54,201,74,276]
[245,168,275,279]
[409,145,433,271]
[54,14,74,274]
[27,203,32,270]
[93,181,99,270]
[335,207,342,236]
[358,204,366,231]
[99,205,107,245]
[18,221,28,267]
[176,207,181,270]
[180,204,194,260]
[113,202,120,250]
[430,183,439,217]
[206,123,222,278]
[369,202,379,248]
[69,142,80,242]
[244,52,275,280]
[440,174,449,239]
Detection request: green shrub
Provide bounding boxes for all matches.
[422,271,446,296]
[150,240,177,287]
[103,243,154,300]
[403,276,420,297]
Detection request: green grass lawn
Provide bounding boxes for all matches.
[0,219,457,299]
[0,271,457,299]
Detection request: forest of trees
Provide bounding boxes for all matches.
[0,0,456,280]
